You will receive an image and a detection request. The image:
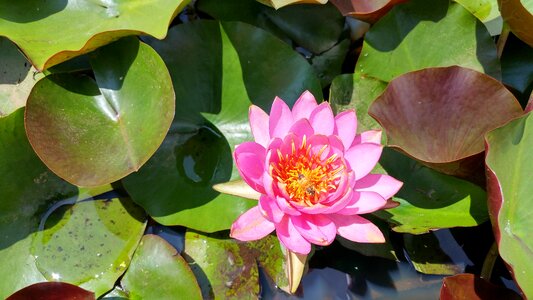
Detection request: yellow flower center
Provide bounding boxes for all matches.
[271,136,344,206]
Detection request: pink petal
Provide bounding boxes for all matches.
[249,105,270,147]
[276,216,311,254]
[309,102,335,136]
[275,195,301,216]
[292,214,336,246]
[336,191,386,215]
[292,90,318,121]
[289,118,314,139]
[328,214,385,243]
[231,206,275,241]
[269,97,294,139]
[353,130,382,146]
[234,142,266,193]
[334,110,357,149]
[259,195,284,223]
[354,174,403,199]
[344,143,383,180]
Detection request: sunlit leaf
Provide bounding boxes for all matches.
[25,37,174,187]
[498,0,533,47]
[485,112,533,297]
[454,0,502,35]
[123,21,321,232]
[0,0,190,70]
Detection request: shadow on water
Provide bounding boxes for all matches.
[0,0,68,23]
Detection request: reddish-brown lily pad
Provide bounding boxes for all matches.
[369,66,523,177]
[440,274,521,300]
[6,282,95,300]
[498,0,533,47]
[329,0,408,23]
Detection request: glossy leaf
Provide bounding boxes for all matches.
[352,0,500,130]
[255,0,327,10]
[0,38,38,116]
[0,0,190,70]
[247,235,290,293]
[454,0,502,35]
[498,0,533,47]
[369,66,522,178]
[25,37,174,187]
[373,148,488,234]
[485,112,533,297]
[329,0,408,23]
[184,231,260,299]
[441,274,522,300]
[123,21,321,232]
[404,233,464,275]
[6,282,95,300]
[121,235,202,300]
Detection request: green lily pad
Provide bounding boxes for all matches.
[246,235,290,293]
[184,231,260,299]
[351,0,500,130]
[25,37,174,187]
[0,0,190,70]
[498,0,533,47]
[6,282,95,300]
[329,0,408,23]
[0,37,38,116]
[373,148,488,234]
[454,0,502,35]
[485,112,533,297]
[404,233,464,275]
[123,21,321,232]
[369,66,522,178]
[31,197,146,297]
[121,235,202,300]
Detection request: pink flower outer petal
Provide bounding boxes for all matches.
[334,110,357,149]
[288,118,314,139]
[276,216,312,254]
[259,195,284,223]
[336,191,386,215]
[354,174,403,200]
[344,143,383,180]
[234,142,266,193]
[231,206,275,241]
[328,214,385,243]
[292,214,336,246]
[249,105,270,147]
[309,102,335,136]
[269,97,294,139]
[292,90,318,121]
[353,130,382,145]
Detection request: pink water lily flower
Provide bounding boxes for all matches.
[231,91,403,255]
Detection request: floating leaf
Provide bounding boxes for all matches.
[0,0,190,70]
[121,235,202,300]
[485,112,533,297]
[369,66,522,178]
[183,231,260,299]
[6,282,95,300]
[123,21,321,232]
[454,0,502,35]
[498,0,533,47]
[373,148,488,234]
[255,0,327,10]
[0,37,38,116]
[404,233,464,275]
[352,0,500,130]
[25,37,174,187]
[440,274,522,300]
[329,0,408,23]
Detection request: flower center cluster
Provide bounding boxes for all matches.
[271,137,344,206]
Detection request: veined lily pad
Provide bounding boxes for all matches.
[123,21,321,232]
[25,37,174,187]
[0,0,190,70]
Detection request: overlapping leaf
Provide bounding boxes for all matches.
[123,21,322,232]
[329,0,408,23]
[6,282,95,300]
[454,0,502,35]
[25,37,174,187]
[0,0,190,70]
[255,0,327,10]
[498,0,533,47]
[485,112,533,297]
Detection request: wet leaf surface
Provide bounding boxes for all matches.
[25,37,175,187]
[0,0,190,70]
